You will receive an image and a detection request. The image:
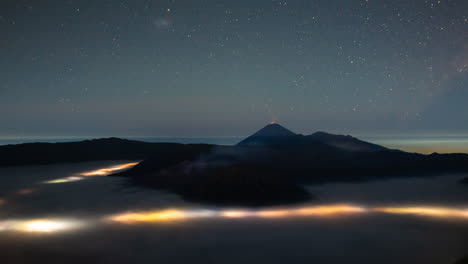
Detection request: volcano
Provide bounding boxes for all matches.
[3,123,468,206]
[237,123,297,146]
[238,123,389,152]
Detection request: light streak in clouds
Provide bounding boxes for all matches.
[43,162,139,184]
[0,205,467,234]
[107,204,369,224]
[374,206,468,220]
[294,205,367,217]
[106,204,468,224]
[44,176,84,184]
[108,209,217,224]
[221,210,255,219]
[0,219,86,233]
[79,162,139,177]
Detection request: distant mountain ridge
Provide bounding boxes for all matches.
[2,123,468,206]
[237,123,297,146]
[307,131,389,152]
[238,123,389,152]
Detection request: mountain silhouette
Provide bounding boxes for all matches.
[306,131,389,152]
[238,123,390,152]
[237,123,296,146]
[2,123,468,206]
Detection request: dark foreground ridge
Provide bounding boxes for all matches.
[2,123,468,206]
[0,138,213,167]
[455,255,468,264]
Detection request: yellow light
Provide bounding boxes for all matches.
[295,205,368,216]
[19,220,70,233]
[220,210,253,218]
[256,209,291,218]
[374,206,468,219]
[44,176,83,184]
[105,204,468,225]
[255,205,367,218]
[0,219,85,233]
[42,162,140,184]
[79,162,139,177]
[0,220,16,231]
[109,209,188,223]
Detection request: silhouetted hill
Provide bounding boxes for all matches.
[455,255,468,264]
[114,124,468,206]
[238,123,391,152]
[307,131,389,152]
[128,162,310,206]
[3,124,468,206]
[237,123,297,146]
[0,138,213,167]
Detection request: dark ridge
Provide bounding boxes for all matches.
[307,131,389,152]
[0,138,214,167]
[237,123,297,146]
[237,124,391,153]
[131,162,311,206]
[116,128,468,206]
[455,255,468,264]
[3,123,468,207]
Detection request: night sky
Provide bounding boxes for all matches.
[1,0,467,138]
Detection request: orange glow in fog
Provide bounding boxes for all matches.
[109,209,187,223]
[373,206,468,219]
[108,209,218,224]
[0,219,86,233]
[44,162,140,184]
[79,162,139,176]
[107,204,368,224]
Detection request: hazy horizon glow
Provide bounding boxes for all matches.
[43,162,139,184]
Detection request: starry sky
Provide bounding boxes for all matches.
[1,0,467,138]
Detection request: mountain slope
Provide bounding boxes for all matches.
[0,138,213,167]
[238,124,390,152]
[237,123,298,146]
[307,131,389,152]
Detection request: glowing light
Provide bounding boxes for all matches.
[256,209,291,218]
[110,209,191,223]
[44,176,83,184]
[79,162,139,177]
[0,220,16,232]
[220,210,254,218]
[374,206,468,219]
[42,162,139,184]
[107,204,369,224]
[102,204,468,226]
[0,199,6,206]
[255,205,367,218]
[295,205,368,216]
[19,220,71,233]
[0,219,86,233]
